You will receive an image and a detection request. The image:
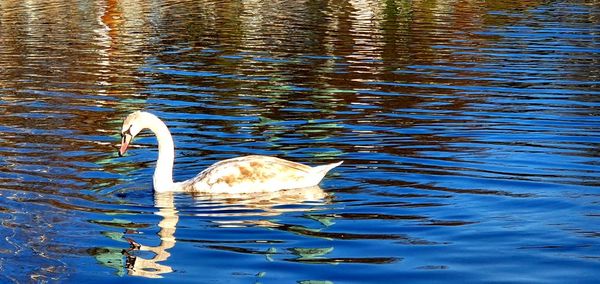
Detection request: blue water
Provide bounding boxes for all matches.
[0,0,599,283]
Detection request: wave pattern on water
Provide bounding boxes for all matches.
[0,0,599,283]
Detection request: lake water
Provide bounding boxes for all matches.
[1,0,599,283]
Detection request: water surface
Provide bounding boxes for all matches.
[0,0,599,283]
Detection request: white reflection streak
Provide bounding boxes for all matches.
[126,192,177,278]
[95,1,111,64]
[125,187,329,278]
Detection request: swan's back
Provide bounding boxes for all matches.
[181,155,342,193]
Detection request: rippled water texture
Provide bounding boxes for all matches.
[1,0,599,283]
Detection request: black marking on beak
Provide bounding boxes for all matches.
[123,125,132,136]
[118,126,133,157]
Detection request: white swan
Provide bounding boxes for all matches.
[118,111,342,193]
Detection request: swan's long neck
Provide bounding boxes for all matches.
[147,116,176,192]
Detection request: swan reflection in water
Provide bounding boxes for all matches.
[122,186,330,278]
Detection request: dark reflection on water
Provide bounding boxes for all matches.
[1,0,599,283]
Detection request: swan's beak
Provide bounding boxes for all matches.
[119,134,131,157]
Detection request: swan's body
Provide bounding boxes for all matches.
[119,111,342,193]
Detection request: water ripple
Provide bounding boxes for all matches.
[0,0,599,283]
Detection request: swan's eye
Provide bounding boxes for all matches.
[123,126,132,136]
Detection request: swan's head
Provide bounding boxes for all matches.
[119,111,150,156]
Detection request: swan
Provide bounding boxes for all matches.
[118,111,342,193]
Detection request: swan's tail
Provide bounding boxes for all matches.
[310,161,343,184]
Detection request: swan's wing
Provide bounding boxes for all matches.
[186,155,315,193]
